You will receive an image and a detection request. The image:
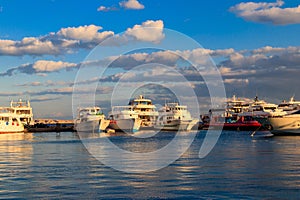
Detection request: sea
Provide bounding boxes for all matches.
[0,130,300,199]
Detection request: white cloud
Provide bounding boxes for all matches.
[0,20,167,56]
[230,0,300,25]
[0,24,114,56]
[0,60,78,76]
[97,6,118,12]
[32,60,77,72]
[57,25,114,43]
[125,20,164,43]
[0,38,59,56]
[119,0,145,10]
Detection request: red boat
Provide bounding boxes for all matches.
[203,115,262,131]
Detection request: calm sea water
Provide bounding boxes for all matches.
[0,130,300,199]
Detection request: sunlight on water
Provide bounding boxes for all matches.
[0,131,299,199]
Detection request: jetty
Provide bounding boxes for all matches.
[25,119,75,132]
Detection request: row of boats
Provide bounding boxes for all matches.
[74,95,199,133]
[201,95,300,135]
[2,95,300,135]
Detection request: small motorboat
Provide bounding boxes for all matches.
[204,115,262,131]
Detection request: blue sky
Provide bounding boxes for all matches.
[0,0,300,119]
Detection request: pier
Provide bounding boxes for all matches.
[25,119,75,132]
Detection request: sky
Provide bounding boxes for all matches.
[0,0,300,119]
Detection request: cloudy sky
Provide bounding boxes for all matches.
[0,0,300,119]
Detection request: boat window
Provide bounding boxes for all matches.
[1,117,9,121]
[265,107,276,110]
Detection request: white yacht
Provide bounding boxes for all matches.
[108,106,142,133]
[242,96,284,117]
[128,95,159,129]
[74,107,110,133]
[226,95,249,116]
[0,109,24,133]
[278,96,300,114]
[155,103,199,131]
[3,99,34,126]
[268,110,300,135]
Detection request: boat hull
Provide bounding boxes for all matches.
[109,119,141,133]
[268,116,300,135]
[155,119,198,131]
[205,122,262,131]
[0,122,24,133]
[75,119,109,133]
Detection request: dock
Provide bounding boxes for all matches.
[25,119,75,132]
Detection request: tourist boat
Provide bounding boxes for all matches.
[108,106,142,133]
[200,96,278,130]
[239,96,285,128]
[226,95,249,116]
[74,107,110,133]
[242,96,284,117]
[0,110,24,133]
[278,96,300,114]
[205,115,262,131]
[268,110,300,135]
[155,103,198,131]
[128,95,159,129]
[0,99,34,126]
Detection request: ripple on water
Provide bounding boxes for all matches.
[0,131,300,199]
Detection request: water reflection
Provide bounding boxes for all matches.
[0,131,300,199]
[0,133,34,198]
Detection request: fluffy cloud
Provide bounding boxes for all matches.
[57,25,114,43]
[124,20,164,43]
[220,46,300,69]
[0,25,114,56]
[0,60,78,76]
[230,0,300,25]
[119,0,145,10]
[98,0,144,12]
[0,20,166,56]
[0,38,59,56]
[32,60,77,72]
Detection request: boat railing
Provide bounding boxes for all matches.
[0,107,14,114]
[112,106,134,112]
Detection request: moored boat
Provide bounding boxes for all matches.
[268,110,300,135]
[0,110,24,133]
[278,96,300,114]
[108,106,142,133]
[74,107,110,133]
[205,115,262,131]
[238,96,285,129]
[128,95,159,129]
[0,99,34,126]
[155,103,198,131]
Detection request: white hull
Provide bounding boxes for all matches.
[75,119,110,133]
[155,119,198,131]
[268,115,300,135]
[0,111,25,133]
[0,122,24,133]
[109,119,141,133]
